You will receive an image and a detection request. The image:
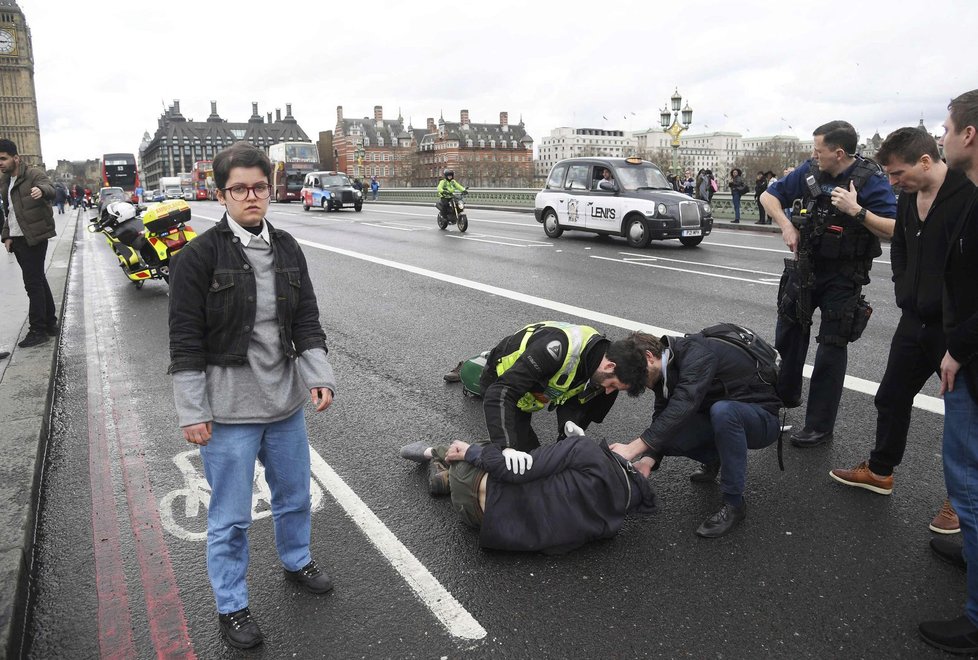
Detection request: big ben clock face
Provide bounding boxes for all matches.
[0,30,15,55]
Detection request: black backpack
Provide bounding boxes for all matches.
[693,322,781,388]
[692,323,787,469]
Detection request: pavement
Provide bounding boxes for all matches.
[0,204,81,657]
[0,202,775,656]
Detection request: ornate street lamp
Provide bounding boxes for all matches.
[661,88,693,173]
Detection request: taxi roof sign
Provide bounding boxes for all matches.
[624,157,644,165]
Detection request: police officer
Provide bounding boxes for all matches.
[451,322,649,474]
[760,121,897,447]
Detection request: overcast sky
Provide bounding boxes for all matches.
[21,0,978,163]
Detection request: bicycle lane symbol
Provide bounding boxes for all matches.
[159,448,325,542]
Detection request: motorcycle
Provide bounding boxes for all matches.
[436,191,468,233]
[88,199,197,288]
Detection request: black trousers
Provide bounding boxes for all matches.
[868,313,944,475]
[11,237,56,333]
[776,265,864,433]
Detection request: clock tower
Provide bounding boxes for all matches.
[0,0,42,167]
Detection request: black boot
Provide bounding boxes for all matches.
[696,501,746,538]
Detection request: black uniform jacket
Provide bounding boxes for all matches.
[481,328,613,447]
[944,189,978,401]
[891,168,974,323]
[168,215,327,373]
[466,436,656,555]
[640,335,782,454]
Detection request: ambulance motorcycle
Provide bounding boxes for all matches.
[88,199,197,287]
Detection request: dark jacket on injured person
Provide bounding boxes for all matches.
[462,436,656,554]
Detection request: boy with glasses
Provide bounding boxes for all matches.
[168,142,337,649]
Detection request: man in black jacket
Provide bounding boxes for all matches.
[446,322,649,474]
[919,89,978,654]
[609,330,782,538]
[399,429,657,555]
[829,129,974,534]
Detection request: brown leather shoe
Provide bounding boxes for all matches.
[443,361,463,383]
[829,461,893,495]
[930,499,961,534]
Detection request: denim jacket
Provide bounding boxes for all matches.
[167,215,327,373]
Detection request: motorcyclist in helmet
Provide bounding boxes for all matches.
[436,169,466,218]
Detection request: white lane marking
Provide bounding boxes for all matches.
[444,232,551,248]
[292,236,944,416]
[591,255,779,286]
[617,251,781,277]
[705,241,891,265]
[364,207,535,228]
[308,451,486,640]
[361,222,419,232]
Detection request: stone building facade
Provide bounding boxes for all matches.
[0,0,42,166]
[140,100,310,191]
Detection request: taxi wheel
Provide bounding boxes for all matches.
[322,198,330,212]
[354,204,363,212]
[625,217,651,248]
[543,209,562,238]
[679,236,704,247]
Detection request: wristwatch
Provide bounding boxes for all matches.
[854,207,867,224]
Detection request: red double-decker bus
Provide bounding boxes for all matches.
[101,153,140,203]
[268,142,319,202]
[190,160,213,200]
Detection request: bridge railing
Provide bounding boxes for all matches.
[363,189,757,220]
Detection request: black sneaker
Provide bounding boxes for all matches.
[284,559,334,594]
[218,607,263,649]
[919,615,978,654]
[17,331,49,348]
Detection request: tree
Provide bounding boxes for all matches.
[734,140,810,179]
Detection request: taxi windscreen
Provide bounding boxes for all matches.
[618,164,671,191]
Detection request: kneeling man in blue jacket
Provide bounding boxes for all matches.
[400,424,657,555]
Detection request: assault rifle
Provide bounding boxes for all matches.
[784,174,826,328]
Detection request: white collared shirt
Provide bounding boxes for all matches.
[225,212,269,247]
[660,348,671,397]
[6,176,22,237]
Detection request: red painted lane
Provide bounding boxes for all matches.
[86,295,137,658]
[86,236,196,658]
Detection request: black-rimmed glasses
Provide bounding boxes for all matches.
[222,183,271,201]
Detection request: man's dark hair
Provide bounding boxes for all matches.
[876,127,941,166]
[948,89,978,134]
[606,331,665,397]
[813,120,858,155]
[213,142,272,190]
[0,139,18,156]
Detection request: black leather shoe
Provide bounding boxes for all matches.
[0,351,9,360]
[17,331,49,348]
[690,461,720,483]
[790,428,833,448]
[285,560,334,594]
[218,607,263,649]
[931,537,967,572]
[696,501,747,538]
[919,615,978,654]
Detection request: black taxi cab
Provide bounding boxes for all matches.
[534,157,713,247]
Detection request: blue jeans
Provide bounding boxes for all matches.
[731,191,742,221]
[199,407,313,614]
[659,401,779,497]
[943,376,978,625]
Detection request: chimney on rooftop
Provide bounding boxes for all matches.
[500,111,509,132]
[374,105,383,127]
[286,103,293,118]
[267,112,272,123]
[461,109,469,127]
[427,117,436,133]
[276,108,281,122]
[173,99,181,114]
[252,102,259,116]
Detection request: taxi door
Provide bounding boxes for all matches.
[584,165,623,232]
[561,163,591,229]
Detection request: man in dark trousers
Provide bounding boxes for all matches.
[761,121,897,448]
[609,329,782,538]
[398,426,657,555]
[0,139,58,348]
[446,321,649,474]
[829,128,974,534]
[919,88,978,654]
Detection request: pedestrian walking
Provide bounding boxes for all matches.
[370,176,379,200]
[728,168,749,223]
[0,139,58,348]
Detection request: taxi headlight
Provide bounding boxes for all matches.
[657,203,667,216]
[703,203,712,214]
